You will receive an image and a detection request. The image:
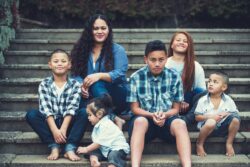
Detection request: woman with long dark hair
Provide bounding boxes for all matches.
[71,14,128,129]
[166,31,206,125]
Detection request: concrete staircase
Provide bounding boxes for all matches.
[0,29,250,166]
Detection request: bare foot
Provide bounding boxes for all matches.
[47,148,60,160]
[90,155,101,167]
[115,116,125,130]
[226,143,235,157]
[196,143,207,157]
[64,151,81,161]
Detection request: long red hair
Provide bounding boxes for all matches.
[168,31,196,92]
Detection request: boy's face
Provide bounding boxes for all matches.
[86,106,100,126]
[144,50,167,76]
[48,52,71,76]
[171,33,188,54]
[207,74,227,95]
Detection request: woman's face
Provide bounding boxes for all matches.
[171,33,188,54]
[92,18,109,44]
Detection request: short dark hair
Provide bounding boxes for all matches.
[50,49,70,61]
[211,71,229,85]
[145,40,167,57]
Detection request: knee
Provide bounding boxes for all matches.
[171,119,187,132]
[90,81,108,97]
[25,109,38,122]
[204,119,217,129]
[133,117,149,131]
[134,117,148,126]
[77,108,88,120]
[231,118,240,126]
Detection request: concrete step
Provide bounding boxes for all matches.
[1,111,250,132]
[0,93,249,111]
[0,131,249,155]
[1,154,250,167]
[1,64,250,78]
[9,39,250,51]
[1,77,249,94]
[16,28,250,40]
[4,50,250,64]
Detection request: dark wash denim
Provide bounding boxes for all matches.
[26,107,88,152]
[81,80,129,115]
[181,88,207,125]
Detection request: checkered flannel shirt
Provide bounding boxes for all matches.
[38,76,81,119]
[127,66,184,113]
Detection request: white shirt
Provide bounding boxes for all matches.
[165,57,206,90]
[194,93,239,129]
[92,115,130,157]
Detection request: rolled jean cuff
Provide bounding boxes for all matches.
[48,143,60,150]
[65,143,76,152]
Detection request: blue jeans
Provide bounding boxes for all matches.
[181,88,207,125]
[81,81,129,115]
[26,108,88,152]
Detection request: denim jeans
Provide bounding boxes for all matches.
[25,108,88,152]
[181,88,207,125]
[81,81,129,115]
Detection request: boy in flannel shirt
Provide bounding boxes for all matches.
[127,40,191,167]
[195,71,240,157]
[26,49,88,161]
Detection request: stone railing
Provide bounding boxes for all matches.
[0,0,19,64]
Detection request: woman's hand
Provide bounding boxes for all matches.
[83,73,100,88]
[81,85,89,98]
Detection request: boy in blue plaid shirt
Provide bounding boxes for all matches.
[127,40,191,167]
[26,49,88,161]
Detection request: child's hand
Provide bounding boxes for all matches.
[76,146,88,154]
[219,112,229,118]
[52,129,66,144]
[213,114,223,123]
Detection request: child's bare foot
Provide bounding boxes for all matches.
[115,116,125,130]
[64,151,81,161]
[226,143,235,157]
[90,155,101,167]
[47,148,60,160]
[196,143,207,157]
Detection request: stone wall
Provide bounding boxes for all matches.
[0,0,19,64]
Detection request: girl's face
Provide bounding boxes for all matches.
[86,105,100,125]
[171,33,188,54]
[92,18,109,44]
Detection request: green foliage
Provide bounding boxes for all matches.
[19,0,250,27]
[0,0,18,64]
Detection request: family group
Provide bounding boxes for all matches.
[25,14,240,167]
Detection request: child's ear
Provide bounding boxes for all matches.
[144,56,147,64]
[48,61,52,69]
[96,109,104,119]
[222,84,228,91]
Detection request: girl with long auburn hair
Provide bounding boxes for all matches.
[166,31,206,125]
[71,14,128,129]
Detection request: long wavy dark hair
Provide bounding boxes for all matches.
[168,31,196,92]
[71,14,114,79]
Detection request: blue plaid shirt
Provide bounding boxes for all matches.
[127,66,184,113]
[38,76,81,119]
